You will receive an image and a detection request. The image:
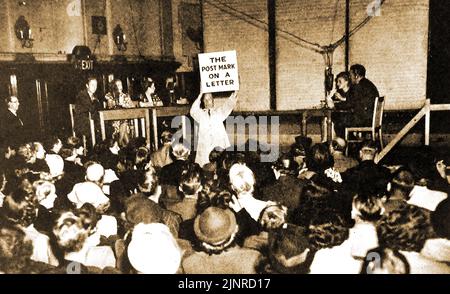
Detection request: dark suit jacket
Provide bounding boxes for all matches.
[73,89,102,139]
[159,160,188,186]
[336,78,379,126]
[341,160,391,197]
[0,109,26,148]
[351,78,380,126]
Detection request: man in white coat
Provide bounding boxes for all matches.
[190,91,238,167]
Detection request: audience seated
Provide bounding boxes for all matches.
[0,131,448,274]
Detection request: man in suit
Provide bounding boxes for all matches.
[348,64,380,126]
[0,95,26,148]
[73,76,103,148]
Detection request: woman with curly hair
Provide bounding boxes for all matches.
[52,205,116,270]
[1,179,59,266]
[0,219,55,274]
[376,203,449,273]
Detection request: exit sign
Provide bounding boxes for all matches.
[76,59,94,70]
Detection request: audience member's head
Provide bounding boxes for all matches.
[194,207,238,254]
[431,198,450,240]
[106,138,120,155]
[135,147,150,170]
[53,211,88,253]
[307,217,350,250]
[17,143,35,164]
[5,96,20,113]
[361,247,410,274]
[290,142,307,168]
[294,181,340,227]
[179,163,203,197]
[408,147,447,188]
[2,182,38,227]
[111,79,124,95]
[32,142,46,160]
[85,161,105,186]
[33,180,57,210]
[128,137,147,151]
[359,140,378,161]
[294,136,312,152]
[59,147,75,160]
[66,136,84,156]
[407,147,436,186]
[116,147,135,173]
[124,195,163,228]
[387,168,415,200]
[208,147,224,164]
[264,224,315,274]
[352,194,384,222]
[160,130,173,146]
[171,143,191,161]
[377,204,435,252]
[136,167,159,196]
[0,219,34,274]
[331,138,346,153]
[43,136,63,154]
[259,204,288,230]
[127,223,181,274]
[210,190,232,209]
[67,181,110,212]
[308,143,334,173]
[229,163,255,196]
[76,203,100,233]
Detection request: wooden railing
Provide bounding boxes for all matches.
[375,99,450,163]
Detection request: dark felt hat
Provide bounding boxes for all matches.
[194,207,237,245]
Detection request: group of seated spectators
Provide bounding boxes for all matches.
[0,131,448,274]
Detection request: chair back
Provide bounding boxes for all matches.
[372,96,385,137]
[69,104,76,137]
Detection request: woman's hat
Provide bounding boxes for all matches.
[127,223,181,274]
[194,207,237,245]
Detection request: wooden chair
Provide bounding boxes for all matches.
[345,96,385,155]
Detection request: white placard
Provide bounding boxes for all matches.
[198,50,239,93]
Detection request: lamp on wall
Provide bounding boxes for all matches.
[113,25,127,52]
[14,15,33,48]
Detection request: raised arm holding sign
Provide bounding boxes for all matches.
[190,50,240,166]
[190,89,238,167]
